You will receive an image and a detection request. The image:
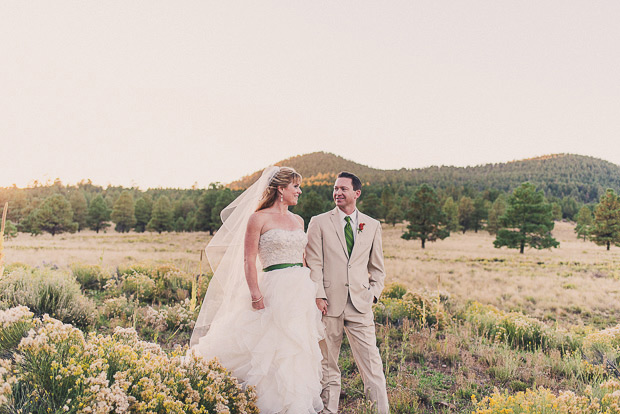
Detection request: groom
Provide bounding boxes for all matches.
[306,171,389,414]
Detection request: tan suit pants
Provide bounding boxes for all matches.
[319,295,389,414]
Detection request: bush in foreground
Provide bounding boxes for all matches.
[0,267,96,328]
[472,380,620,413]
[0,309,259,414]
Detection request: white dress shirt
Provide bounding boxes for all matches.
[338,208,359,242]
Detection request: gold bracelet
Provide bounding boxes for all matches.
[251,296,263,303]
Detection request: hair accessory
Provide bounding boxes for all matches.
[267,166,281,185]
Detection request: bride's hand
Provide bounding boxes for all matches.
[252,294,265,310]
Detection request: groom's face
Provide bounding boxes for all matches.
[333,177,361,211]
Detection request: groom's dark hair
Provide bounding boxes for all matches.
[337,171,362,191]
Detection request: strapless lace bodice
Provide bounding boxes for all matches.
[258,229,307,269]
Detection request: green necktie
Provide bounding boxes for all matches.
[344,216,354,256]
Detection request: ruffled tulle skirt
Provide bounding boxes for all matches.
[192,266,324,414]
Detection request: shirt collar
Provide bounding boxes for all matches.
[338,208,358,225]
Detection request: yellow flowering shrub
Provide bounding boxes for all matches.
[374,289,449,329]
[0,305,36,354]
[472,380,620,413]
[118,264,195,305]
[583,324,620,364]
[1,312,258,413]
[465,302,578,352]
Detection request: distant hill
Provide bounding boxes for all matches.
[230,152,620,203]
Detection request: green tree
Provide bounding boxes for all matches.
[69,191,88,231]
[35,194,78,236]
[487,195,507,235]
[574,206,593,241]
[174,216,186,232]
[295,190,328,228]
[493,183,559,254]
[111,191,136,233]
[442,197,460,232]
[147,196,174,233]
[359,193,383,219]
[551,202,562,221]
[2,219,18,240]
[210,189,236,232]
[87,195,111,233]
[590,189,620,250]
[134,196,153,233]
[458,196,475,234]
[196,186,220,235]
[385,205,404,227]
[380,186,396,219]
[472,196,488,232]
[560,196,580,220]
[402,184,449,249]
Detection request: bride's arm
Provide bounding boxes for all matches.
[244,213,264,310]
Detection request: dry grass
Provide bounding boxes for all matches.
[3,230,212,271]
[5,221,620,329]
[384,221,620,329]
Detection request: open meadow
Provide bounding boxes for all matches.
[6,221,620,329]
[3,221,620,413]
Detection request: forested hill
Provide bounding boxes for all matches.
[230,152,620,203]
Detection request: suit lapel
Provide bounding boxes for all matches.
[329,207,349,259]
[349,211,370,261]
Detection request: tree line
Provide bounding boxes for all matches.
[0,178,617,253]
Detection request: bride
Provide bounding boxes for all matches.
[190,166,324,414]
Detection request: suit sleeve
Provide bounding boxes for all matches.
[306,216,327,299]
[367,222,386,301]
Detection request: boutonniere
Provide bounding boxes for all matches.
[358,223,365,233]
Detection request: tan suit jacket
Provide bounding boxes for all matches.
[306,207,386,317]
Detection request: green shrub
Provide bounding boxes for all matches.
[0,306,36,356]
[70,263,110,290]
[464,301,579,352]
[3,315,259,413]
[382,283,408,299]
[121,272,156,302]
[118,263,194,305]
[0,267,96,328]
[374,290,448,329]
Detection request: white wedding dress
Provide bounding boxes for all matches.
[192,229,324,414]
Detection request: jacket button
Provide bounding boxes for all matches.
[345,283,349,287]
[348,265,351,268]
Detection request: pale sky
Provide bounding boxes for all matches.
[2,1,619,189]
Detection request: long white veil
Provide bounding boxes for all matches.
[190,166,280,347]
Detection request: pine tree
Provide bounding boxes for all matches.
[385,205,404,227]
[87,195,111,233]
[472,196,488,232]
[402,184,449,248]
[210,189,236,232]
[147,196,174,233]
[493,183,559,254]
[111,191,136,233]
[295,190,328,228]
[359,193,383,219]
[442,197,460,232]
[590,189,620,250]
[69,191,88,231]
[196,187,220,235]
[487,195,507,235]
[35,194,78,236]
[574,206,593,241]
[458,196,475,233]
[134,196,153,233]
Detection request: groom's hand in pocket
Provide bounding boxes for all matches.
[316,298,328,315]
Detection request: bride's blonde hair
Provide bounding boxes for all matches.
[256,167,302,211]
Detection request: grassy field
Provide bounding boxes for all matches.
[6,221,620,329]
[3,221,620,413]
